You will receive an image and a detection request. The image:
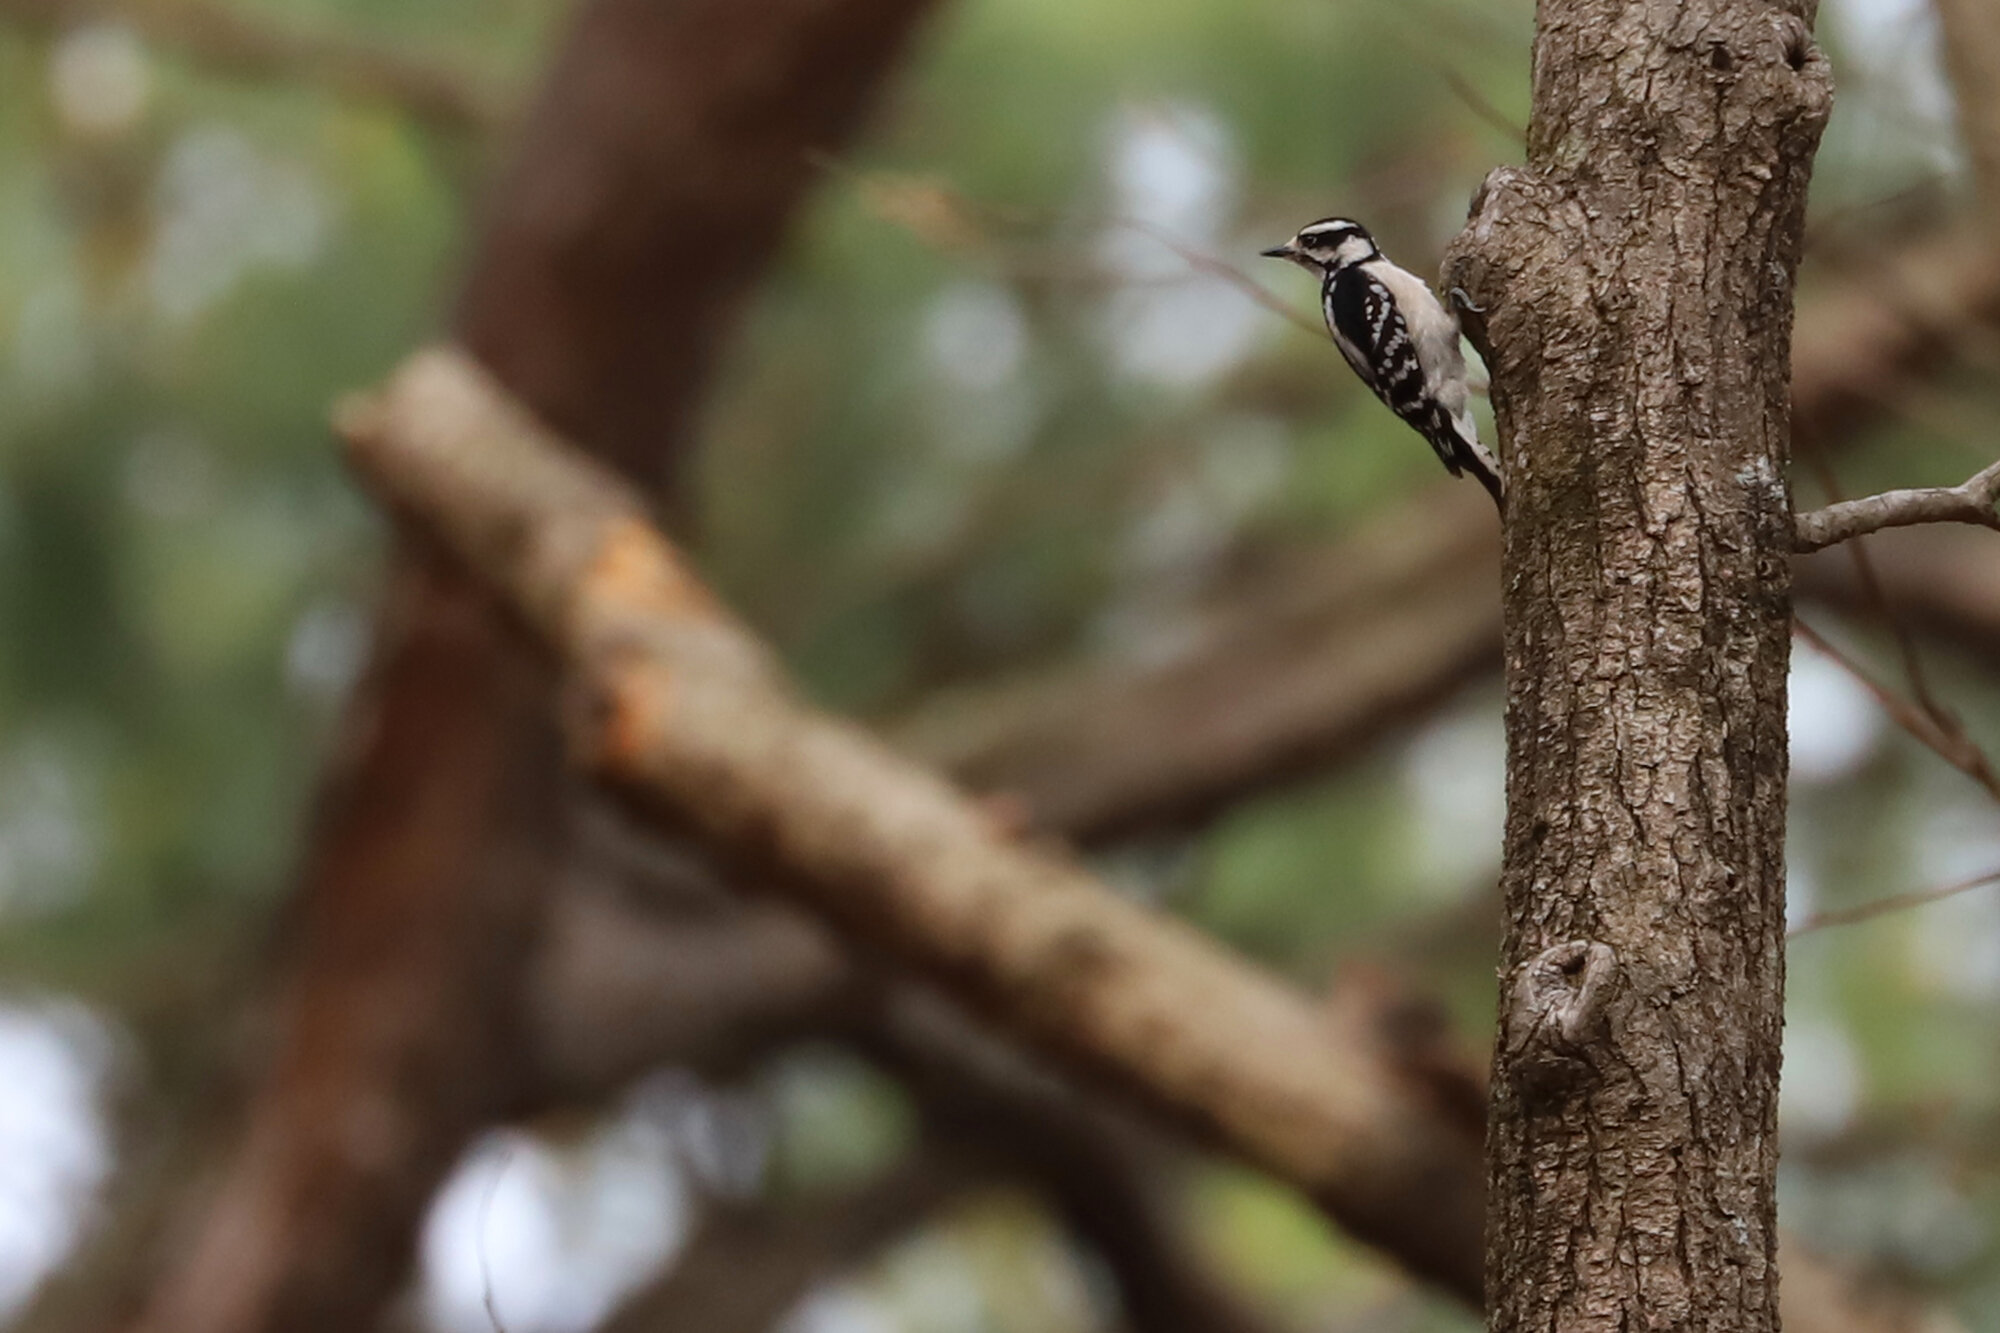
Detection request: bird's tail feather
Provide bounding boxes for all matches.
[1420,406,1504,512]
[1459,440,1505,512]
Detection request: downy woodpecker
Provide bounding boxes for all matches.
[1262,218,1502,508]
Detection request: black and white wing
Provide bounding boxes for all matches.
[1323,266,1463,475]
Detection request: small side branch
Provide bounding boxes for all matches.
[1792,617,2000,801]
[1789,864,2000,937]
[1793,459,2000,553]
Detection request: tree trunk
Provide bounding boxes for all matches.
[1444,2,1832,1330]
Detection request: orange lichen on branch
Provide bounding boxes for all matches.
[581,517,728,625]
[583,663,681,774]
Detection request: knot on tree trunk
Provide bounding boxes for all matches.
[1501,939,1619,1099]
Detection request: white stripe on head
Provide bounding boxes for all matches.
[1294,218,1377,268]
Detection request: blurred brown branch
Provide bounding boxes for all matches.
[891,490,1499,840]
[1792,232,2000,446]
[1800,612,2000,800]
[862,993,1303,1333]
[521,825,1937,1333]
[1799,523,2000,664]
[118,4,942,1333]
[0,0,508,133]
[339,343,1494,1301]
[525,875,867,1101]
[94,24,2000,1333]
[524,811,1289,1333]
[592,986,1288,1333]
[1793,617,2000,802]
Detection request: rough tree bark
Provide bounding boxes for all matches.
[1443,1,1832,1330]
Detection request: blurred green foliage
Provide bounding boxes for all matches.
[2,0,2000,1328]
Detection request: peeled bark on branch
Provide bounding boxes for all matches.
[336,350,1957,1332]
[1444,1,1832,1328]
[339,345,1492,1301]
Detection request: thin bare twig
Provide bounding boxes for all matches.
[1427,61,1526,143]
[1793,617,2000,802]
[1793,458,2000,553]
[813,160,1327,337]
[1799,447,1962,742]
[1786,454,2000,937]
[1112,216,1325,336]
[1788,865,2000,936]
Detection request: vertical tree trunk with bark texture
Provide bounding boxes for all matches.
[1444,2,1832,1330]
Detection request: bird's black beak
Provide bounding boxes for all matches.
[1260,244,1294,259]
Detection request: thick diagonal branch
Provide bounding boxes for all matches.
[338,345,1489,1301]
[1793,459,2000,552]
